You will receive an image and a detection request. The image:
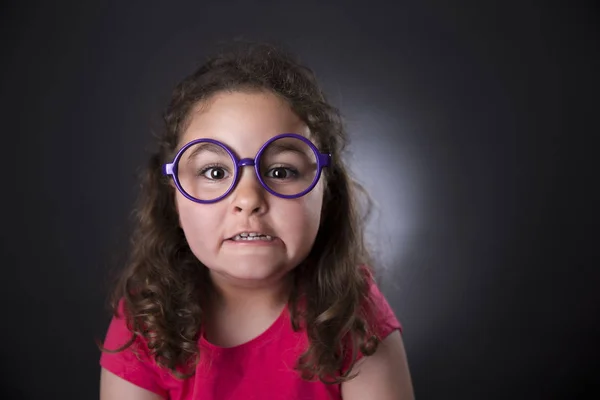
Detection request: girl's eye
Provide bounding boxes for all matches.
[265,167,298,180]
[199,167,229,180]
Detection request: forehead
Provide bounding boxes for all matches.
[178,91,312,156]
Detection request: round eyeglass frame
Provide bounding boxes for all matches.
[162,133,332,204]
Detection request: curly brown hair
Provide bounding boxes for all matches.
[100,42,382,384]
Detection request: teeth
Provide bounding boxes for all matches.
[239,232,259,237]
[232,233,273,241]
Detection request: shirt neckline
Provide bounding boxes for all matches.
[199,303,289,355]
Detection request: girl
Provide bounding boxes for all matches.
[99,43,414,400]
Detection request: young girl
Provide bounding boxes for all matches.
[99,43,414,400]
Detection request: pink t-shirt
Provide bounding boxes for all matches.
[100,278,402,400]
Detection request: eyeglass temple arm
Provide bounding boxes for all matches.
[319,153,332,167]
[163,153,329,176]
[162,163,174,176]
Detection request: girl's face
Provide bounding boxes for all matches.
[175,91,324,289]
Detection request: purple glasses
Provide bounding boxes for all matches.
[162,133,331,204]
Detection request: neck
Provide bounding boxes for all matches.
[207,269,294,313]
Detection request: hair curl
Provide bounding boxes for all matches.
[101,42,381,384]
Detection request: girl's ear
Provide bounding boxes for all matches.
[169,181,181,222]
[174,201,183,228]
[320,188,330,225]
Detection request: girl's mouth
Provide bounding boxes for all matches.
[230,233,274,242]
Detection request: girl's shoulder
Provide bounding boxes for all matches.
[360,265,403,338]
[99,299,170,397]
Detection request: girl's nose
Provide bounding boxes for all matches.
[230,162,268,216]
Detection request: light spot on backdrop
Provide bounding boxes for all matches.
[343,107,424,285]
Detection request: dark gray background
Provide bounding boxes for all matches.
[1,1,598,399]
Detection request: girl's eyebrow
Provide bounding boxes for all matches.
[186,142,230,160]
[266,142,312,157]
